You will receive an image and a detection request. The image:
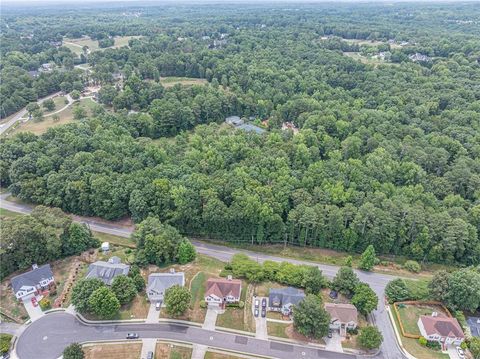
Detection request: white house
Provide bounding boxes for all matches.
[10,264,55,300]
[418,314,465,348]
[205,276,242,308]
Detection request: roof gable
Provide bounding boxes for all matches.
[147,272,185,295]
[10,264,54,294]
[205,278,242,298]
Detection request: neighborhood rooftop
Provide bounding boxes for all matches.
[205,277,242,299]
[269,287,305,307]
[10,264,54,295]
[325,303,358,324]
[147,272,185,302]
[86,259,130,285]
[419,315,464,339]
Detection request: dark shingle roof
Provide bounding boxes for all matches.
[10,264,53,294]
[269,287,305,307]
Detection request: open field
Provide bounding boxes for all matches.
[340,38,402,49]
[84,343,142,359]
[64,36,142,55]
[391,307,449,359]
[12,98,97,135]
[155,342,192,359]
[160,77,208,88]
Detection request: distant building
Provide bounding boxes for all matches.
[11,264,55,300]
[418,314,464,348]
[39,63,54,72]
[27,70,40,79]
[147,270,185,303]
[325,303,358,336]
[225,115,265,134]
[409,53,431,62]
[205,276,242,308]
[85,258,130,285]
[268,287,305,316]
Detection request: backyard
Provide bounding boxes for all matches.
[395,302,450,336]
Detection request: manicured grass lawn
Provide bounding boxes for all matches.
[391,306,449,359]
[84,343,142,359]
[0,208,22,218]
[118,293,149,320]
[266,311,284,320]
[253,281,282,297]
[155,343,192,359]
[92,231,136,248]
[160,77,208,88]
[215,281,254,332]
[42,96,68,115]
[64,36,141,55]
[267,321,290,338]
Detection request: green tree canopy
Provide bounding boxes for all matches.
[88,286,120,319]
[111,275,137,305]
[164,285,191,317]
[293,294,330,339]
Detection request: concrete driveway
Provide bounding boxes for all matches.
[146,302,160,323]
[22,297,43,322]
[447,345,463,359]
[203,307,221,330]
[140,338,156,359]
[253,297,268,339]
[324,331,343,353]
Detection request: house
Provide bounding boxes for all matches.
[409,53,432,62]
[11,264,55,300]
[325,303,358,336]
[225,116,244,126]
[205,276,242,308]
[85,257,130,285]
[467,316,480,337]
[147,270,185,303]
[417,314,465,347]
[39,63,54,72]
[268,287,305,316]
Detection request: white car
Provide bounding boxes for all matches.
[456,347,465,359]
[254,299,259,308]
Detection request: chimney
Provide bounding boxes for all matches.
[169,268,175,274]
[227,275,232,281]
[432,311,438,317]
[32,264,38,270]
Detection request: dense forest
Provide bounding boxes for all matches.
[1,2,479,266]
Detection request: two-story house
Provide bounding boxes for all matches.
[11,264,55,300]
[205,276,242,308]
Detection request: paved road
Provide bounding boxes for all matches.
[16,312,356,359]
[0,194,404,359]
[0,92,62,135]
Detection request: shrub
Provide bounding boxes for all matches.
[238,300,245,309]
[426,340,441,351]
[403,260,421,273]
[0,334,12,354]
[358,326,383,349]
[418,337,427,346]
[347,327,358,335]
[199,300,207,309]
[39,297,51,311]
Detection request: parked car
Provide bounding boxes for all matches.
[155,301,161,311]
[31,297,38,307]
[261,298,267,308]
[254,299,259,308]
[126,333,139,339]
[261,308,266,318]
[456,347,465,359]
[254,308,259,317]
[146,351,154,359]
[327,330,333,338]
[0,353,10,359]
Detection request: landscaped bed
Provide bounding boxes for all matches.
[83,343,142,359]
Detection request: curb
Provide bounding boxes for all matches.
[215,326,256,337]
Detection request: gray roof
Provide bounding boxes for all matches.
[225,116,243,126]
[11,264,54,294]
[237,123,266,134]
[86,260,130,285]
[467,317,480,337]
[147,272,185,301]
[269,287,305,308]
[108,256,121,264]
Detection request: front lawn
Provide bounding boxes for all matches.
[267,321,290,338]
[215,281,254,332]
[118,293,149,320]
[83,343,142,359]
[155,343,192,359]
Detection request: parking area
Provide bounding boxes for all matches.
[22,296,43,321]
[252,296,268,339]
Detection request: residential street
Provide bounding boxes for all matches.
[0,194,405,359]
[16,312,356,359]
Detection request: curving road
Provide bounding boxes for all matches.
[17,312,356,359]
[0,194,404,359]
